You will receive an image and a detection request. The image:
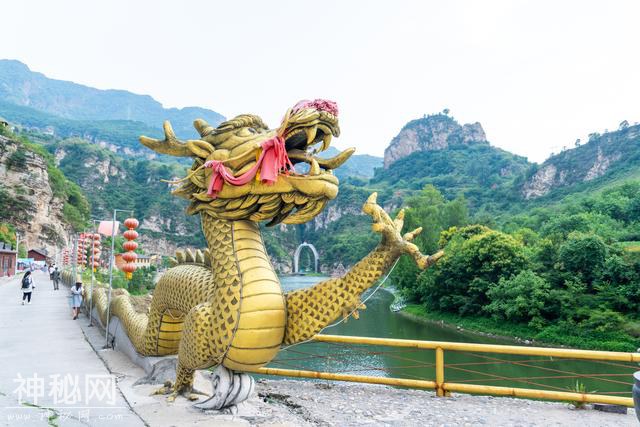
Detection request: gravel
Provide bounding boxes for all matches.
[251,379,637,426]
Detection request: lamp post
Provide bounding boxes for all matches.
[105,209,133,348]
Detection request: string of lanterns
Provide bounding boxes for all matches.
[121,218,139,280]
[91,233,101,271]
[77,233,88,267]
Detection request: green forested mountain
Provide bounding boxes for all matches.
[49,138,204,249]
[0,100,162,151]
[0,60,225,138]
[0,127,90,254]
[520,122,640,201]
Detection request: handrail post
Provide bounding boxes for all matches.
[436,347,444,397]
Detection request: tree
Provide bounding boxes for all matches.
[392,185,469,294]
[558,234,607,288]
[486,270,551,328]
[619,120,629,130]
[420,229,529,315]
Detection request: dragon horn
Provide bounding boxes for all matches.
[194,119,215,137]
[140,121,192,157]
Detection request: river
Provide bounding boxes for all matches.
[273,276,635,398]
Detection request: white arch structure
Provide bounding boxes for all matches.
[293,242,319,273]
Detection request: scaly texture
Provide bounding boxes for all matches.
[73,102,441,406]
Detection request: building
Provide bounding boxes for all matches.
[0,242,17,277]
[115,253,153,269]
[28,248,49,263]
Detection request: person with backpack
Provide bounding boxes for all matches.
[52,267,60,290]
[21,271,35,305]
[70,277,83,320]
[48,264,54,280]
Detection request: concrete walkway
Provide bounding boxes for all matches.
[0,271,144,426]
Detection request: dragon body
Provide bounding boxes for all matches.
[84,100,442,406]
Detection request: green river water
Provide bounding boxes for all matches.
[273,276,636,398]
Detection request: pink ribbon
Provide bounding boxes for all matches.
[204,135,293,198]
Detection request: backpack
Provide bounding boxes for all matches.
[21,275,30,289]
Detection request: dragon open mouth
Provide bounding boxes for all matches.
[139,99,353,225]
[281,103,353,178]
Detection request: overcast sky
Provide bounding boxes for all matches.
[2,0,639,162]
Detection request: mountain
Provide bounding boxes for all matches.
[50,138,205,255]
[0,60,225,139]
[319,146,382,180]
[521,123,640,200]
[0,128,89,256]
[372,114,531,211]
[384,113,487,168]
[0,99,164,155]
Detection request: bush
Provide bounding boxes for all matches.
[558,234,607,287]
[486,270,551,328]
[421,229,529,315]
[6,149,27,170]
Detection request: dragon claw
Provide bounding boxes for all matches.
[362,192,443,270]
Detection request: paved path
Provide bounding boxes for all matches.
[0,271,144,426]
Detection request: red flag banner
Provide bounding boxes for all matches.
[98,221,120,237]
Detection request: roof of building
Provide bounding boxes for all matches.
[0,241,16,253]
[28,248,49,257]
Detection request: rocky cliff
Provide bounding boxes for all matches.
[384,114,487,168]
[52,138,205,255]
[522,124,640,199]
[0,135,76,257]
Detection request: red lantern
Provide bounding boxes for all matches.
[121,217,139,279]
[124,218,139,229]
[122,251,137,263]
[123,229,138,241]
[123,241,138,252]
[122,262,136,276]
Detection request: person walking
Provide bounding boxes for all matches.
[21,271,35,305]
[52,267,60,290]
[70,277,83,320]
[48,264,54,281]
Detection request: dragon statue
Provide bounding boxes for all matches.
[84,99,443,410]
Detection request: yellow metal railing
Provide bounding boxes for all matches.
[249,334,640,407]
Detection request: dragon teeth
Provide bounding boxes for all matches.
[305,126,318,146]
[310,158,321,176]
[321,133,332,151]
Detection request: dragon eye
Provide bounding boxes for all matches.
[248,128,257,134]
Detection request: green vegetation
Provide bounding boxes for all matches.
[395,183,640,351]
[0,222,25,255]
[50,138,205,247]
[0,130,89,230]
[88,265,157,295]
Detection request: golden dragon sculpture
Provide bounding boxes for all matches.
[84,99,443,409]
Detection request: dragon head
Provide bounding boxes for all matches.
[140,99,353,225]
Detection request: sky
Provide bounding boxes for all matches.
[1,0,639,163]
